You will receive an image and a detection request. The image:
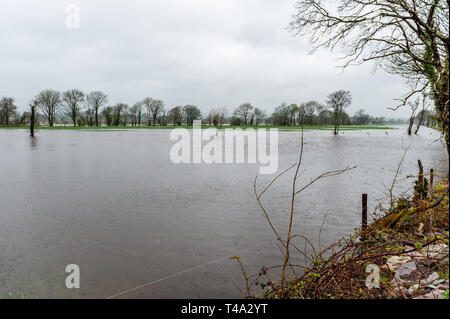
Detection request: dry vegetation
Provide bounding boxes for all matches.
[234,131,449,299]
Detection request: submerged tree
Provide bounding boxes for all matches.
[327,90,352,135]
[29,99,38,137]
[290,0,449,155]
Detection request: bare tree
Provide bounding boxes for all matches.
[129,104,138,126]
[327,90,352,135]
[249,108,255,126]
[86,91,108,127]
[209,107,228,129]
[271,103,290,126]
[316,104,327,125]
[297,103,306,125]
[142,97,164,126]
[0,97,17,125]
[288,104,299,126]
[183,105,202,126]
[233,103,254,125]
[114,103,128,126]
[29,99,38,137]
[85,108,93,126]
[289,0,449,155]
[112,103,127,126]
[101,106,114,126]
[157,109,168,126]
[408,98,420,135]
[129,102,143,126]
[119,103,129,126]
[353,109,371,125]
[135,102,143,126]
[415,94,429,134]
[304,101,319,125]
[253,107,266,125]
[168,106,183,126]
[62,89,85,127]
[142,97,153,126]
[36,90,61,127]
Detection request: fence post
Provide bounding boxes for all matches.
[430,168,434,191]
[362,194,368,234]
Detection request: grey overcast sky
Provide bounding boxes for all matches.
[1,0,411,117]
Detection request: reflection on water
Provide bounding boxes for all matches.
[29,136,38,149]
[0,126,447,298]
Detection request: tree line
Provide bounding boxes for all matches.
[0,89,424,135]
[0,90,203,128]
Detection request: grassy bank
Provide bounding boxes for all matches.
[0,124,396,131]
[259,177,449,299]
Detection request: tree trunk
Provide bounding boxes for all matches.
[334,111,340,135]
[414,111,424,134]
[30,105,35,137]
[407,117,414,135]
[333,112,338,135]
[437,95,449,158]
[414,160,428,201]
[435,58,449,158]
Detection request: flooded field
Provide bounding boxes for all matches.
[0,126,447,298]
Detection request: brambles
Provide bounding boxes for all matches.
[235,153,449,299]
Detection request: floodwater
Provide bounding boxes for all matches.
[0,126,447,298]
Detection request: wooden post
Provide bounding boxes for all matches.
[415,160,427,200]
[430,168,434,190]
[362,194,368,231]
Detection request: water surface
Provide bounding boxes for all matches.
[0,126,447,298]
